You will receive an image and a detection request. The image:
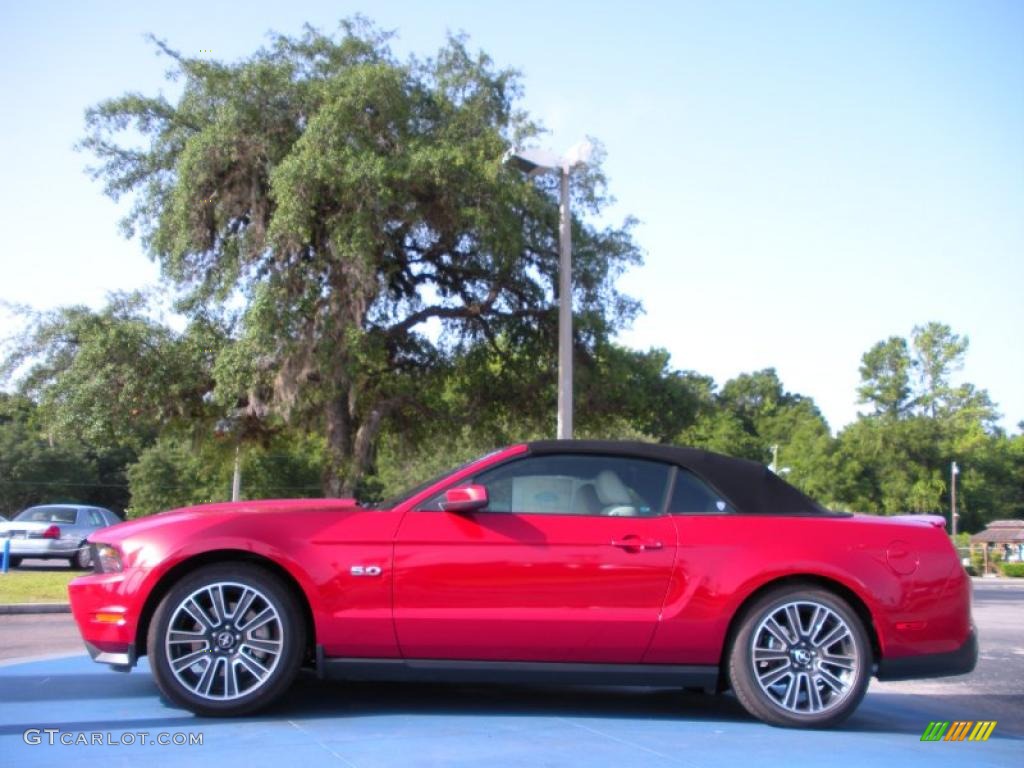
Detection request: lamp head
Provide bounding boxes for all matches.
[502,147,562,176]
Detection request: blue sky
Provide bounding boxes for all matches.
[1,0,1021,434]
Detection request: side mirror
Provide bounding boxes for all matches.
[441,484,489,513]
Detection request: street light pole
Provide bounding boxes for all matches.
[503,140,593,440]
[557,168,573,439]
[232,443,242,502]
[951,460,959,537]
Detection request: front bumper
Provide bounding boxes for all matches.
[876,626,978,681]
[84,640,136,672]
[68,570,146,671]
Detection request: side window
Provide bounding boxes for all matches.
[668,469,735,514]
[89,510,106,527]
[429,454,671,517]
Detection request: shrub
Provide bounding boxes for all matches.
[971,547,1003,574]
[1000,563,1024,578]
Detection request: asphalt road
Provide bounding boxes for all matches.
[870,581,1024,735]
[1,579,1021,767]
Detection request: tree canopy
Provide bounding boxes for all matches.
[77,20,641,495]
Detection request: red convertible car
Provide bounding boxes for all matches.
[69,441,976,728]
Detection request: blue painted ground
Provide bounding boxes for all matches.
[1,654,1018,767]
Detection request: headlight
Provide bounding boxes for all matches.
[93,543,123,573]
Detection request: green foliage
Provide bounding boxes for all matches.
[0,394,128,517]
[77,20,642,496]
[364,428,508,504]
[1,293,223,451]
[677,368,840,504]
[833,322,1007,521]
[971,545,1003,574]
[125,439,217,517]
[1001,563,1024,578]
[578,346,708,443]
[858,336,912,418]
[125,433,323,517]
[912,322,969,418]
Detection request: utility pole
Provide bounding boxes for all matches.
[950,460,959,537]
[770,444,779,474]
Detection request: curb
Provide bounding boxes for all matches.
[0,603,71,615]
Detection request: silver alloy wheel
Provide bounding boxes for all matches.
[750,599,859,715]
[75,545,92,569]
[164,581,284,701]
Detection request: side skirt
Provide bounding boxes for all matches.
[316,648,718,690]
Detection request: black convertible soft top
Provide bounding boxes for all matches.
[526,440,843,517]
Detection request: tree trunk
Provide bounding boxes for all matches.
[323,396,352,497]
[350,407,384,492]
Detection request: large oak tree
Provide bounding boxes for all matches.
[80,20,641,495]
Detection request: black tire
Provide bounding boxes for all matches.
[147,563,306,716]
[6,556,22,569]
[728,585,871,728]
[73,545,92,570]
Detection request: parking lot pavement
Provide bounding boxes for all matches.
[1,582,1020,767]
[0,614,83,662]
[0,655,1019,768]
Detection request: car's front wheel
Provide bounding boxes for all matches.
[147,563,306,716]
[728,586,871,728]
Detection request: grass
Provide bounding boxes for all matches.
[0,570,77,603]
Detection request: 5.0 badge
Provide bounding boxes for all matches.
[350,565,382,577]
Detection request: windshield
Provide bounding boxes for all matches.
[16,506,79,524]
[367,470,455,510]
[366,450,506,510]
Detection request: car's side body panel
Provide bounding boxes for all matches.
[393,509,678,662]
[644,514,971,664]
[70,501,396,658]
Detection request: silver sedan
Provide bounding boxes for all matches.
[0,505,121,569]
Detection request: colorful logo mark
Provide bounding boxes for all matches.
[920,721,996,742]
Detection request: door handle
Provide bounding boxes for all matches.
[610,538,663,551]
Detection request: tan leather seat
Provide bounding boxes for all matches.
[594,470,637,516]
[570,483,601,515]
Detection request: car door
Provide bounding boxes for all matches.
[393,453,678,663]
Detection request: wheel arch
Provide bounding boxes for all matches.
[134,549,317,663]
[717,573,882,690]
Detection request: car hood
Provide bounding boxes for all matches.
[91,498,364,545]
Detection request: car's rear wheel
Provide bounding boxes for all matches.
[728,586,871,728]
[73,545,92,570]
[147,563,305,716]
[5,556,22,569]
